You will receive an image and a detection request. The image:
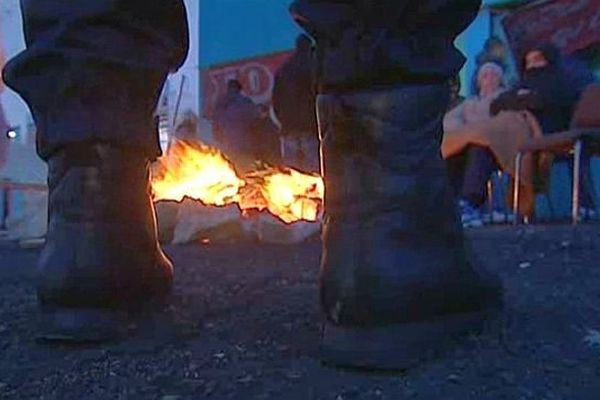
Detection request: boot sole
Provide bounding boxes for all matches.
[37,307,128,343]
[320,307,502,371]
[36,285,172,344]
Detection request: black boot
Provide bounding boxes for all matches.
[317,85,503,370]
[37,144,173,342]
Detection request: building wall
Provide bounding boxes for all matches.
[455,8,493,96]
[0,0,32,147]
[199,0,299,68]
[0,0,44,186]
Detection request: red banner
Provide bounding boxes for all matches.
[201,51,292,118]
[503,0,600,57]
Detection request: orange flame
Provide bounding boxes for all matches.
[152,141,244,206]
[151,140,324,223]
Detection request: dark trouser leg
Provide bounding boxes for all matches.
[446,151,468,199]
[461,146,497,207]
[3,0,189,159]
[558,152,597,211]
[317,85,503,370]
[3,0,189,341]
[298,135,320,172]
[569,153,597,210]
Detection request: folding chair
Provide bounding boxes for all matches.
[513,84,600,225]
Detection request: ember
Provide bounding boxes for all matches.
[151,140,324,223]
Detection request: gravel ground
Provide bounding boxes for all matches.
[1,225,600,400]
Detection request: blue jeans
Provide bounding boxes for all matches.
[447,145,497,207]
[559,152,597,209]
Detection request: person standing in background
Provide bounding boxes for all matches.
[251,104,281,165]
[272,34,319,172]
[213,79,260,171]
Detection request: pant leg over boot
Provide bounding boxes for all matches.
[317,85,503,370]
[3,0,189,341]
[38,145,173,341]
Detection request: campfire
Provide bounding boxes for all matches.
[151,140,324,224]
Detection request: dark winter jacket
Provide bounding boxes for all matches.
[213,92,259,155]
[289,0,481,91]
[272,47,318,136]
[491,44,580,133]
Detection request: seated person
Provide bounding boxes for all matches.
[491,44,579,134]
[443,45,598,222]
[444,61,506,227]
[492,44,597,218]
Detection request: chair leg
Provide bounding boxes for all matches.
[486,178,494,219]
[498,171,510,222]
[545,180,556,220]
[572,140,582,225]
[549,196,556,219]
[0,187,9,231]
[513,152,523,225]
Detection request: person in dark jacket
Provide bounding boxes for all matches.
[491,44,579,133]
[272,34,319,172]
[3,0,189,342]
[213,79,259,171]
[250,104,282,165]
[492,44,597,216]
[290,0,503,370]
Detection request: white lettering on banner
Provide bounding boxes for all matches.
[202,52,293,118]
[205,62,275,115]
[206,66,239,110]
[207,63,274,106]
[238,62,274,104]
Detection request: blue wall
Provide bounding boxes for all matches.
[199,0,300,67]
[455,8,492,96]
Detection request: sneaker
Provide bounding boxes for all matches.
[481,210,517,225]
[460,201,484,228]
[481,212,492,224]
[493,210,516,224]
[578,207,598,221]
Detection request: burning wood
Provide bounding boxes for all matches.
[151,140,243,206]
[151,140,324,224]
